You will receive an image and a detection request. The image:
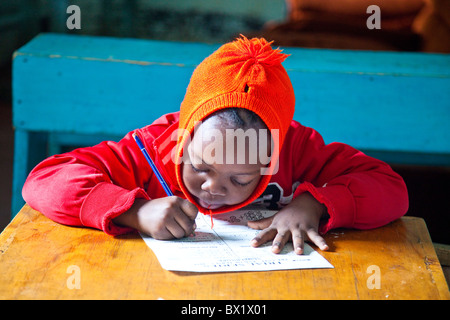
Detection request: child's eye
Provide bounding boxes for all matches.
[232,178,252,187]
[190,163,208,173]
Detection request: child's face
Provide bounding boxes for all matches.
[181,117,269,210]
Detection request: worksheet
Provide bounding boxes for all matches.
[141,208,334,272]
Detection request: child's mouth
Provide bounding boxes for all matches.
[196,198,223,210]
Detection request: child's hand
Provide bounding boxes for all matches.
[248,192,329,254]
[113,196,198,239]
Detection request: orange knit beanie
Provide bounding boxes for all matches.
[175,35,296,214]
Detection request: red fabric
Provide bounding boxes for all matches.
[176,36,296,213]
[22,112,408,235]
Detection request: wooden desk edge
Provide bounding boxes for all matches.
[1,205,449,300]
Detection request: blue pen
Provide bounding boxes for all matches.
[132,133,173,196]
[133,132,197,236]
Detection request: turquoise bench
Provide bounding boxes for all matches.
[11,33,450,216]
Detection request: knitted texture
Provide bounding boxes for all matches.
[175,35,296,214]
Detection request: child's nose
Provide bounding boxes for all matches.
[201,178,226,197]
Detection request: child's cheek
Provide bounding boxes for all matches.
[182,167,202,195]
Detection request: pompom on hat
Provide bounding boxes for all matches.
[175,35,296,214]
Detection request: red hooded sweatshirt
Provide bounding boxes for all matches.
[22,37,408,235]
[22,111,408,236]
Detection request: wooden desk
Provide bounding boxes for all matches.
[0,205,449,300]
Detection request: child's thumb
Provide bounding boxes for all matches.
[247,216,273,230]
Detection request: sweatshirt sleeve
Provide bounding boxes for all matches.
[22,130,153,235]
[289,124,409,234]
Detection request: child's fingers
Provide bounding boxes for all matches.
[271,230,290,254]
[165,218,188,239]
[179,198,199,220]
[292,229,305,255]
[306,228,329,251]
[247,217,273,230]
[160,218,196,239]
[250,228,277,247]
[149,217,184,240]
[173,207,197,237]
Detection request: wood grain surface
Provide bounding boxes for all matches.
[1,205,448,299]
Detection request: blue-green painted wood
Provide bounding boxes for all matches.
[11,130,48,215]
[13,33,450,153]
[13,55,194,134]
[11,129,29,216]
[13,34,218,136]
[11,33,450,216]
[291,71,450,154]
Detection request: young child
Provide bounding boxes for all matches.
[22,36,409,255]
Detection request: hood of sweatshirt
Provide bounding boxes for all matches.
[173,36,296,215]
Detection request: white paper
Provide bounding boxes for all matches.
[141,208,333,272]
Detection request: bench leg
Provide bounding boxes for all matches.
[11,129,29,217]
[11,130,49,218]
